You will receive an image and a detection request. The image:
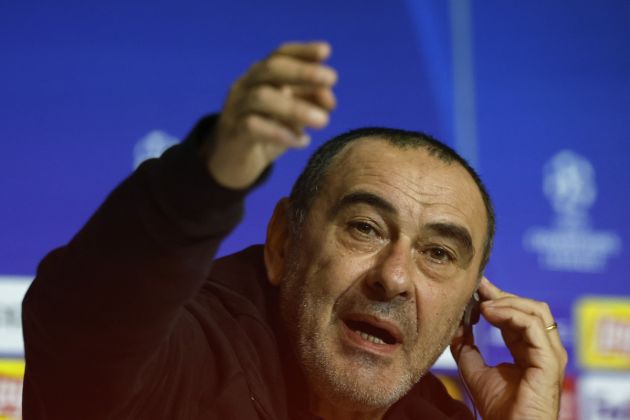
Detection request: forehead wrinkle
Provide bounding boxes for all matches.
[335,156,459,207]
[319,139,487,252]
[329,190,397,220]
[361,178,469,227]
[328,140,448,191]
[338,167,448,203]
[328,161,473,229]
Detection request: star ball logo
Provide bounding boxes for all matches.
[523,150,621,273]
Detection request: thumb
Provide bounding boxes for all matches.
[450,328,487,383]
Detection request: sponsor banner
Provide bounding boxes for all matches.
[576,297,630,370]
[578,373,630,420]
[434,373,464,402]
[559,375,577,420]
[0,359,24,420]
[0,277,31,357]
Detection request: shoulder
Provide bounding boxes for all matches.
[191,245,277,324]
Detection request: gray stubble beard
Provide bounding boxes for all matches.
[277,241,464,413]
[278,264,421,412]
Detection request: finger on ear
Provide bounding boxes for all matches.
[264,198,291,285]
[450,332,486,382]
[479,276,515,300]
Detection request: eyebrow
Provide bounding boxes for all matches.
[330,191,397,217]
[424,222,475,264]
[330,191,476,263]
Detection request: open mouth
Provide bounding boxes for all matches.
[343,318,401,346]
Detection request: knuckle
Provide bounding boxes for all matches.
[250,87,265,103]
[228,77,246,97]
[229,78,241,92]
[269,124,285,140]
[249,86,271,107]
[538,302,551,315]
[247,60,263,77]
[273,125,293,143]
[289,102,307,121]
[263,56,280,73]
[251,59,272,79]
[253,59,266,71]
[242,114,260,134]
[298,65,317,82]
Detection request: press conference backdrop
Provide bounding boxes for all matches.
[1,1,629,418]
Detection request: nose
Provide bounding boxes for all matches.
[365,241,414,301]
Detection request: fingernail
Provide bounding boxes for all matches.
[317,42,332,59]
[308,108,328,125]
[297,134,311,147]
[318,68,337,85]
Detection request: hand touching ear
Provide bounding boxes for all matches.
[452,277,567,420]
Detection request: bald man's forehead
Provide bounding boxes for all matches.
[314,137,489,264]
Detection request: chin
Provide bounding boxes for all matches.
[298,334,417,411]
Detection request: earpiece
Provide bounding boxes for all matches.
[461,291,480,329]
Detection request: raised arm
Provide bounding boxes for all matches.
[21,42,336,419]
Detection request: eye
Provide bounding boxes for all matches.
[348,221,380,239]
[424,247,454,264]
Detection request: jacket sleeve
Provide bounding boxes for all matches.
[21,115,267,419]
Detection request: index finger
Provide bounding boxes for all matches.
[478,276,515,301]
[246,55,337,87]
[275,41,332,62]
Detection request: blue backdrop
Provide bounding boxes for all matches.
[2,0,629,416]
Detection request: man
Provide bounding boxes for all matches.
[22,42,567,419]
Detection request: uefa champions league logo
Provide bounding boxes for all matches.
[543,151,596,229]
[523,150,621,273]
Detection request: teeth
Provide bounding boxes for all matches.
[356,330,386,345]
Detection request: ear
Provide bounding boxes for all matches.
[264,197,291,286]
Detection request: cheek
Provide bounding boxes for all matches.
[415,284,470,331]
[303,251,367,303]
[299,228,375,299]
